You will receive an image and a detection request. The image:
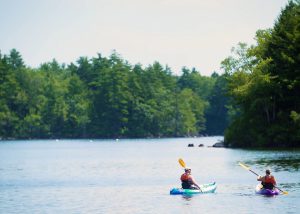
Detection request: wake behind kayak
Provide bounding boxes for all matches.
[170,182,217,195]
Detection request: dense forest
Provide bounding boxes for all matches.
[0,49,229,139]
[0,1,299,148]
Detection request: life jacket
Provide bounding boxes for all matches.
[262,175,276,190]
[181,173,193,189]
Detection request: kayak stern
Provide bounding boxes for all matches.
[255,184,280,196]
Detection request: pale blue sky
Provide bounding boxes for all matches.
[0,0,288,75]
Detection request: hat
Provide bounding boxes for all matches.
[184,167,191,171]
[266,169,271,174]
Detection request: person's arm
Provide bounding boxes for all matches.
[257,176,264,181]
[272,176,277,185]
[190,176,201,190]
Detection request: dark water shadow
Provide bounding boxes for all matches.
[232,192,254,197]
[278,182,300,193]
[181,194,193,201]
[245,158,300,172]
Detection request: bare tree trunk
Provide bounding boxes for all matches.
[265,105,270,123]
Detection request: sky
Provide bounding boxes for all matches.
[0,0,288,76]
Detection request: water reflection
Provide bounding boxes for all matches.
[181,194,193,201]
[280,182,300,192]
[245,157,300,172]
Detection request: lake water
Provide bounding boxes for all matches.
[1,137,300,213]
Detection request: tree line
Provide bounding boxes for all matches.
[0,50,229,139]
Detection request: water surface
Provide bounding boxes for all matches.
[1,137,299,213]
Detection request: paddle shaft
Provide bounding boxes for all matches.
[248,169,259,176]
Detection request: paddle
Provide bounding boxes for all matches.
[238,162,288,195]
[238,162,259,176]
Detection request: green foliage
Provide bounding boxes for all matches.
[178,67,215,99]
[224,1,300,148]
[176,89,207,136]
[0,50,227,139]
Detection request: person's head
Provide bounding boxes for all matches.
[266,169,271,175]
[184,168,191,173]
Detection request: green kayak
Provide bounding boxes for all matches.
[170,182,217,195]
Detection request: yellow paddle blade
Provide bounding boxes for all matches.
[238,162,250,170]
[276,187,288,195]
[178,158,186,168]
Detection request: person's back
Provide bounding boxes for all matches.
[257,169,277,190]
[181,172,193,189]
[180,168,200,190]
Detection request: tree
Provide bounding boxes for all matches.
[224,1,300,147]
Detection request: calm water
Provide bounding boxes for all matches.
[1,137,300,214]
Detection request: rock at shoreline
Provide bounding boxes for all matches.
[212,142,225,148]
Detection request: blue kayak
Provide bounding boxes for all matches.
[170,182,217,195]
[255,184,279,196]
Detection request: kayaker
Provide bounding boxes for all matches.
[257,169,277,190]
[180,167,201,190]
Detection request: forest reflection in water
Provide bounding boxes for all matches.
[244,152,300,172]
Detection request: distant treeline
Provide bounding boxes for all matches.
[1,1,299,148]
[0,49,229,139]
